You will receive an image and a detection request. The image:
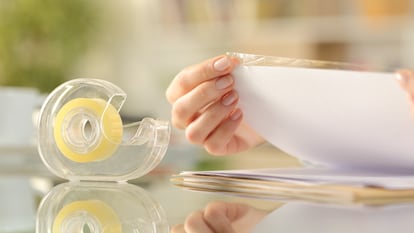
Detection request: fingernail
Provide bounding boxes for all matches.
[396,73,404,82]
[230,108,242,121]
[216,76,233,90]
[214,56,230,71]
[397,70,414,85]
[221,91,237,106]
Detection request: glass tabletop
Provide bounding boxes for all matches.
[2,145,414,233]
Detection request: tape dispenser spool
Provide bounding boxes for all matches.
[37,182,169,233]
[37,79,171,181]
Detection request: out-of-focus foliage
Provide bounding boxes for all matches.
[0,0,101,92]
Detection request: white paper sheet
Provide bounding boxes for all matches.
[232,66,414,172]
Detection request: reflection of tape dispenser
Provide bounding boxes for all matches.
[37,79,170,181]
[37,182,169,233]
[52,200,121,233]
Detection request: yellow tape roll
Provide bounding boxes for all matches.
[54,98,123,163]
[53,200,122,233]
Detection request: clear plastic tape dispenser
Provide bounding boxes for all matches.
[37,78,170,181]
[36,79,171,233]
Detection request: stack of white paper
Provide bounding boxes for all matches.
[171,168,414,205]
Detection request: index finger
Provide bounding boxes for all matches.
[166,55,239,103]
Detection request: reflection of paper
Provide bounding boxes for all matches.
[252,203,414,233]
[232,66,414,172]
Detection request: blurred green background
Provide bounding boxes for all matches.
[0,0,100,92]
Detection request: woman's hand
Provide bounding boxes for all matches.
[397,69,414,109]
[171,201,268,233]
[166,55,264,155]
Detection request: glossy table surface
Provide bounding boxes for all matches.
[2,145,414,233]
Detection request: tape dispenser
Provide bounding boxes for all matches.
[37,78,170,181]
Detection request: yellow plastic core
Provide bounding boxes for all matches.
[54,98,123,163]
[53,200,122,233]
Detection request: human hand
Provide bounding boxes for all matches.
[166,55,264,155]
[397,69,414,108]
[171,201,268,233]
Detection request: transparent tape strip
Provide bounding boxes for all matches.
[227,52,378,72]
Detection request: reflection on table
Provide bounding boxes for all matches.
[3,170,414,233]
[37,181,168,233]
[160,189,414,233]
[252,202,414,233]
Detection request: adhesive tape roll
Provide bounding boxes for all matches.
[53,200,122,233]
[54,98,123,163]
